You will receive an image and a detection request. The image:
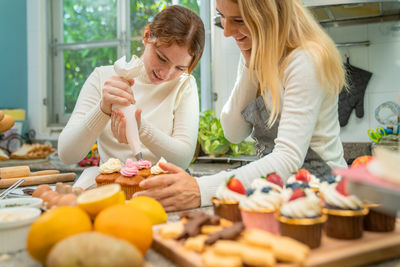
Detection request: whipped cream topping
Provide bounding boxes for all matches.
[113,55,144,80]
[134,159,152,170]
[280,189,322,218]
[240,189,282,211]
[215,183,246,203]
[286,173,321,189]
[99,158,122,174]
[120,158,139,177]
[151,157,168,174]
[251,178,282,192]
[320,183,363,210]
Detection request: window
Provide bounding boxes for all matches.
[49,0,211,125]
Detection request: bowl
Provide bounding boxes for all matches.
[0,207,41,253]
[0,197,43,209]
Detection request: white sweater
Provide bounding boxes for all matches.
[58,65,199,169]
[196,49,347,206]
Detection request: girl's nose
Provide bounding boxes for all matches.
[222,19,234,37]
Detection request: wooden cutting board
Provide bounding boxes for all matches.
[152,221,400,267]
[0,173,76,188]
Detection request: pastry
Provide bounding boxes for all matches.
[363,204,396,232]
[239,186,282,235]
[212,176,246,222]
[286,168,321,192]
[150,157,168,175]
[320,179,368,239]
[134,159,152,178]
[114,158,142,199]
[96,158,122,187]
[10,143,55,159]
[278,188,326,248]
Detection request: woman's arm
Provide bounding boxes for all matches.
[138,77,199,169]
[58,67,110,164]
[220,56,258,143]
[197,50,327,206]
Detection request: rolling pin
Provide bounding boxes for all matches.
[0,166,60,179]
[0,173,76,188]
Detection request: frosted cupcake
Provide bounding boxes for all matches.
[151,157,168,175]
[96,158,122,187]
[212,176,246,222]
[278,188,326,248]
[115,159,143,199]
[134,159,152,178]
[239,186,282,235]
[320,179,368,239]
[251,173,284,193]
[286,169,321,192]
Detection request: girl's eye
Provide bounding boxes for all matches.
[176,67,185,72]
[234,19,243,23]
[157,54,166,62]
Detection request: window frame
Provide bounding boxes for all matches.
[48,0,211,126]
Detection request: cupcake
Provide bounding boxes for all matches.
[212,176,246,222]
[135,159,152,178]
[363,204,396,232]
[251,173,284,193]
[286,169,321,192]
[150,157,169,176]
[239,186,282,235]
[115,159,142,199]
[278,188,326,248]
[320,179,368,239]
[96,158,122,187]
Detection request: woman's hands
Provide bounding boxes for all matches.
[134,162,201,211]
[111,109,142,144]
[100,76,135,116]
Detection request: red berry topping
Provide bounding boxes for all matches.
[227,176,246,195]
[336,179,349,196]
[295,169,311,183]
[266,173,284,188]
[289,188,306,201]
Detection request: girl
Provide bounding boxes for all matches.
[58,5,205,169]
[135,0,348,211]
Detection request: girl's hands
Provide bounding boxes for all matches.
[100,76,135,116]
[134,162,201,211]
[111,109,142,144]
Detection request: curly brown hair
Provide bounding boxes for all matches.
[145,5,205,73]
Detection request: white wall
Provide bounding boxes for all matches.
[212,21,400,142]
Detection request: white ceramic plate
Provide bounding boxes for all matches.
[0,197,43,209]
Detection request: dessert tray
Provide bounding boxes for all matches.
[152,221,400,267]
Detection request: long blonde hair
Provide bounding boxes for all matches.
[233,0,346,126]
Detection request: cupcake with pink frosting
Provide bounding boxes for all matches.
[115,158,144,200]
[134,159,152,178]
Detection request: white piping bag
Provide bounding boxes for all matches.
[113,55,144,159]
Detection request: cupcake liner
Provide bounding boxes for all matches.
[211,197,242,222]
[120,185,143,200]
[323,207,368,239]
[278,214,326,249]
[363,207,396,232]
[240,209,279,235]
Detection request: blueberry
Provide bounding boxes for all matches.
[246,188,255,196]
[300,183,310,189]
[261,187,272,193]
[286,182,309,189]
[326,175,336,184]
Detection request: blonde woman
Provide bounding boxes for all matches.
[135,0,347,211]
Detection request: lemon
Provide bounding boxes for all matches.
[94,204,153,255]
[77,184,125,217]
[27,206,92,264]
[127,196,167,225]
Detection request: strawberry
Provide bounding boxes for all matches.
[336,179,349,196]
[295,169,311,183]
[266,172,283,188]
[289,188,306,201]
[227,176,246,195]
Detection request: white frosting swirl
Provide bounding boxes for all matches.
[215,183,246,202]
[280,189,322,218]
[251,178,282,192]
[239,189,282,211]
[113,55,143,80]
[320,183,363,210]
[99,158,122,174]
[286,173,321,189]
[151,157,168,174]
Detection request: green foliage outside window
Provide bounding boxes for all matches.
[62,0,201,114]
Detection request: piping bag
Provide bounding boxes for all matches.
[113,55,144,160]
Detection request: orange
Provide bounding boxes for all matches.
[127,196,167,225]
[351,155,373,168]
[77,184,125,217]
[94,204,152,255]
[27,206,92,264]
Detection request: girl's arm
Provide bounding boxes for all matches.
[220,56,259,143]
[138,77,199,169]
[58,67,110,164]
